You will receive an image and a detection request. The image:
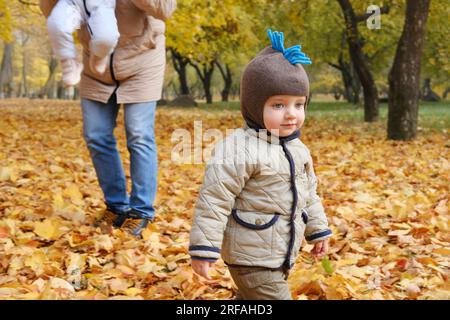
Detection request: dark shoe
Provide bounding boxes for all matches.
[94,209,127,229]
[121,211,151,238]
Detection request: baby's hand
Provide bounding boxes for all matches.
[312,239,329,259]
[191,259,215,280]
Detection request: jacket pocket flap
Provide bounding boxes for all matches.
[231,209,279,230]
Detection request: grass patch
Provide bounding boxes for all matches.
[193,100,449,131]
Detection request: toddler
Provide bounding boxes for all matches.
[189,30,332,300]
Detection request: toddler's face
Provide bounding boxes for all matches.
[263,95,306,137]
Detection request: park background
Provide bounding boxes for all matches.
[0,0,448,300]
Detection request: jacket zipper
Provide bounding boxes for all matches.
[281,140,298,270]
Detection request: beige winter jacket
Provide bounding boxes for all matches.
[189,125,332,269]
[39,0,177,104]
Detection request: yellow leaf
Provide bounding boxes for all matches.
[0,288,20,297]
[388,229,411,236]
[63,184,84,204]
[94,235,114,252]
[25,250,47,275]
[0,167,11,181]
[50,277,75,292]
[52,192,65,210]
[354,192,377,204]
[124,287,142,296]
[108,278,129,293]
[136,260,157,276]
[66,252,86,275]
[432,248,450,256]
[117,265,135,276]
[434,199,448,215]
[33,218,64,240]
[141,228,153,241]
[49,165,64,173]
[167,261,178,271]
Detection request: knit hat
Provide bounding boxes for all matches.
[240,29,312,130]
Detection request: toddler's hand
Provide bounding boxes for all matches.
[191,259,215,280]
[312,239,329,259]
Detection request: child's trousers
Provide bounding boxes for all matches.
[228,266,292,300]
[47,0,119,60]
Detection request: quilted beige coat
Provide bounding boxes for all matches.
[189,125,332,269]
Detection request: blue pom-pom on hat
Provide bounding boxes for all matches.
[267,29,312,65]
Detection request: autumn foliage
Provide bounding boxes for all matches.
[0,100,448,299]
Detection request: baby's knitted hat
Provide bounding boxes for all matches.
[240,29,312,130]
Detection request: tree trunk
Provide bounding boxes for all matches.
[39,57,58,99]
[330,59,362,104]
[170,81,179,97]
[349,59,361,105]
[74,86,80,100]
[388,0,431,140]
[328,31,361,104]
[337,0,379,121]
[421,78,440,101]
[340,59,354,103]
[329,56,362,105]
[215,61,232,102]
[0,42,14,98]
[333,87,342,100]
[57,81,66,99]
[190,60,215,104]
[170,48,190,95]
[21,36,29,98]
[443,88,450,100]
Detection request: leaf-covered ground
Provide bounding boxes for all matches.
[0,99,448,300]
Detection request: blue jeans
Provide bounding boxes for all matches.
[81,95,158,220]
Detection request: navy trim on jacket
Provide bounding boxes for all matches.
[280,140,298,270]
[306,229,332,241]
[189,245,220,253]
[231,209,280,230]
[279,130,301,142]
[301,209,308,224]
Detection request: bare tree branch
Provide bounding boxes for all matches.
[355,5,390,22]
[327,62,342,71]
